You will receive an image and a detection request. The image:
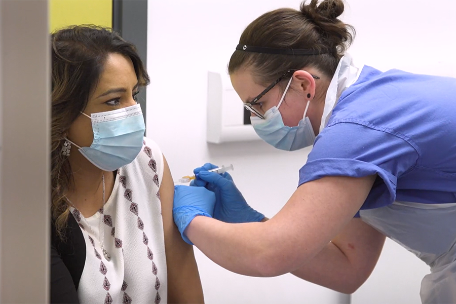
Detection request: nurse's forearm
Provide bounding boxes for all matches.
[186,216,357,282]
[186,216,302,277]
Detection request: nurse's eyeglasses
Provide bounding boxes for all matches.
[244,69,320,119]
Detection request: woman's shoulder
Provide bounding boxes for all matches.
[142,137,161,152]
[121,137,165,189]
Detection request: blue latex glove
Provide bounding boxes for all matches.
[191,163,265,223]
[173,185,216,245]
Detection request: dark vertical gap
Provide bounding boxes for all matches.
[112,0,148,132]
[244,108,251,125]
[112,0,122,35]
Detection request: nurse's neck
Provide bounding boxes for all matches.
[307,68,330,135]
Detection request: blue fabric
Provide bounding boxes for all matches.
[299,66,456,214]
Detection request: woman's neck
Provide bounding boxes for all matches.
[65,155,115,217]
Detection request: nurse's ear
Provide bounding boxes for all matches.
[291,70,317,100]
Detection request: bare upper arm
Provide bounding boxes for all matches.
[331,217,386,287]
[159,155,204,303]
[291,217,385,293]
[261,174,378,275]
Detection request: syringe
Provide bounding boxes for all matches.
[178,164,234,183]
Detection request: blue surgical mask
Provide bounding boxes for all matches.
[251,77,316,151]
[66,104,145,171]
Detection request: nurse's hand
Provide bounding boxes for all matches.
[173,185,216,245]
[192,163,265,223]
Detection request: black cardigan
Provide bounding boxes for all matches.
[50,215,85,304]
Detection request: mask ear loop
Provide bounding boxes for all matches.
[63,111,92,149]
[277,76,311,120]
[64,137,82,149]
[303,100,311,119]
[80,112,91,119]
[277,76,293,109]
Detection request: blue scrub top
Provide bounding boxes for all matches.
[298,66,456,212]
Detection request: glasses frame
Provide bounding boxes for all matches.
[244,69,320,119]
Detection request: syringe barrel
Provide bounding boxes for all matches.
[208,164,234,174]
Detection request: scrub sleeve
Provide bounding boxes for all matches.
[298,121,418,214]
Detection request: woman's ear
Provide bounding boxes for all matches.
[292,70,316,100]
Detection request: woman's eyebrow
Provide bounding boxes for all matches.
[96,83,139,99]
[96,88,126,98]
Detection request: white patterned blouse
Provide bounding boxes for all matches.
[66,137,167,304]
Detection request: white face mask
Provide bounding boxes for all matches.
[250,77,316,151]
[66,104,145,171]
[250,54,363,151]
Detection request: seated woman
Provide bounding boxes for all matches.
[50,25,205,304]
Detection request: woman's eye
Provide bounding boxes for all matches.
[105,98,121,106]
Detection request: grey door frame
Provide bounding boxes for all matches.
[0,0,50,302]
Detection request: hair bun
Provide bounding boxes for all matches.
[301,0,344,21]
[317,0,344,19]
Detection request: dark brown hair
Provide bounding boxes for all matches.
[228,0,355,85]
[51,25,150,238]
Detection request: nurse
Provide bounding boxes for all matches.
[172,0,456,302]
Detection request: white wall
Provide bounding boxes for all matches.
[147,1,455,303]
[344,0,456,77]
